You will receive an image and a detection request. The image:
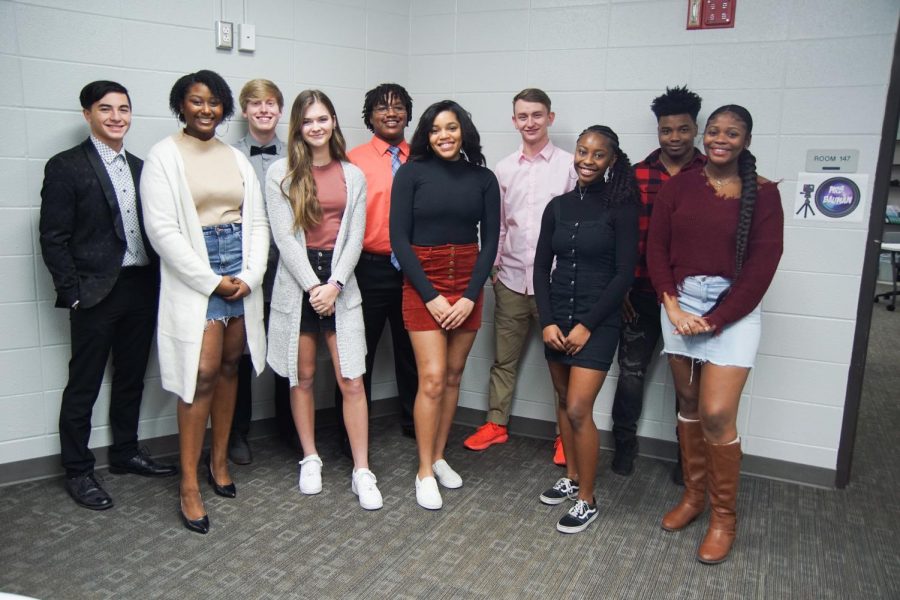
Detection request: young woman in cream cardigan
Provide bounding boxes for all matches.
[140,70,269,534]
[265,89,382,510]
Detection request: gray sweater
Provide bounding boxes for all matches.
[265,158,367,382]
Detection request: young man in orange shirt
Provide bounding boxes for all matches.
[335,84,418,451]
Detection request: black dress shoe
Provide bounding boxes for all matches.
[228,434,252,465]
[65,472,114,511]
[180,502,209,534]
[205,454,236,498]
[611,440,637,477]
[109,447,177,478]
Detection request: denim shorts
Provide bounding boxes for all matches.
[203,223,245,321]
[660,275,761,368]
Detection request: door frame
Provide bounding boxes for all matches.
[836,28,900,488]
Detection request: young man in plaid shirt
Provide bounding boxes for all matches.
[610,86,706,479]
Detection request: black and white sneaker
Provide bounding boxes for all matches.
[556,499,598,534]
[539,477,579,505]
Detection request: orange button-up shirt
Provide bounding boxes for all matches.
[348,136,409,255]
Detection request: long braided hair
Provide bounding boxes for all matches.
[706,105,757,277]
[578,125,639,208]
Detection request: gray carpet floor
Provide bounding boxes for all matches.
[1,298,899,600]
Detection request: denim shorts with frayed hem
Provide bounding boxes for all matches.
[204,223,245,321]
[659,275,760,368]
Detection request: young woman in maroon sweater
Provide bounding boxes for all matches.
[647,105,783,564]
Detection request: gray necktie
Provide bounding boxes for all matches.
[389,146,402,271]
[389,145,402,176]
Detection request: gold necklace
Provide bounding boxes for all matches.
[705,167,737,190]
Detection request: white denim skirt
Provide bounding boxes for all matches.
[660,275,761,368]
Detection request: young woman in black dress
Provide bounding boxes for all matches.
[534,125,639,533]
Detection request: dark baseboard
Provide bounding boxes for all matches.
[0,400,836,489]
[453,406,837,489]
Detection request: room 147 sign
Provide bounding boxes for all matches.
[794,173,869,222]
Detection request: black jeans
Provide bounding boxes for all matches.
[59,267,157,477]
[611,289,662,448]
[335,254,418,434]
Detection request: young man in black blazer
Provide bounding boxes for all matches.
[39,81,176,511]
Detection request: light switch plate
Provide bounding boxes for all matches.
[238,23,256,52]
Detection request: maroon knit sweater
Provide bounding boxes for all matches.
[646,168,784,331]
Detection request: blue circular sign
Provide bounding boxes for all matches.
[815,177,860,218]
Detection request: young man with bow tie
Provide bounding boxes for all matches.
[231,79,290,463]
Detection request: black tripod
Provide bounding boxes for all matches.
[796,183,815,218]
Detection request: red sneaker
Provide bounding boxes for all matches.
[463,422,509,451]
[553,435,566,466]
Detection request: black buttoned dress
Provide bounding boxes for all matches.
[533,183,639,371]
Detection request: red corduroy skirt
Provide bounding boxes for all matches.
[402,243,484,332]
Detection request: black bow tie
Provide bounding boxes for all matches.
[250,145,277,156]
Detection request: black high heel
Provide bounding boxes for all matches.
[179,498,209,534]
[205,453,236,498]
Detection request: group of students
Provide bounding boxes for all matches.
[40,72,782,565]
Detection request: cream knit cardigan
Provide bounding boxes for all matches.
[140,135,269,402]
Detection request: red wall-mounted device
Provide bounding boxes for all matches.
[687,0,736,30]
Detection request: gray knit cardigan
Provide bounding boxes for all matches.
[264,158,367,383]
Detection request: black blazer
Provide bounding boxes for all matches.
[39,138,158,309]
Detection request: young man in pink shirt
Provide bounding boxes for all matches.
[463,89,576,464]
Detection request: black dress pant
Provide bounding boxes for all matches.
[233,303,292,439]
[59,267,157,477]
[335,254,418,435]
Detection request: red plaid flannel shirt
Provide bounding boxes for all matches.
[632,148,706,292]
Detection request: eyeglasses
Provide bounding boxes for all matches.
[373,104,407,115]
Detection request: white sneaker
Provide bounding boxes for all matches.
[432,459,462,489]
[298,454,323,495]
[352,468,383,510]
[415,475,442,510]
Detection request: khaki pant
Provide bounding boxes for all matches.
[487,279,540,425]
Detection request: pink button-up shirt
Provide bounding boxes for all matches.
[494,141,577,295]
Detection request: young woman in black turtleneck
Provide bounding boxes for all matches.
[390,100,500,511]
[533,125,639,534]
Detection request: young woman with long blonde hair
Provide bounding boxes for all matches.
[265,89,382,510]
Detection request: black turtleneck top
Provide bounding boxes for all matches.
[533,182,639,331]
[390,156,501,302]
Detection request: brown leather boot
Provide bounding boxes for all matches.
[661,416,706,531]
[697,440,742,564]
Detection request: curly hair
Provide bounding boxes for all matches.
[361,83,413,132]
[282,89,349,232]
[650,85,702,122]
[706,104,756,277]
[168,70,235,122]
[408,100,485,167]
[577,125,639,208]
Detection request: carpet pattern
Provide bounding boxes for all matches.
[1,301,898,599]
